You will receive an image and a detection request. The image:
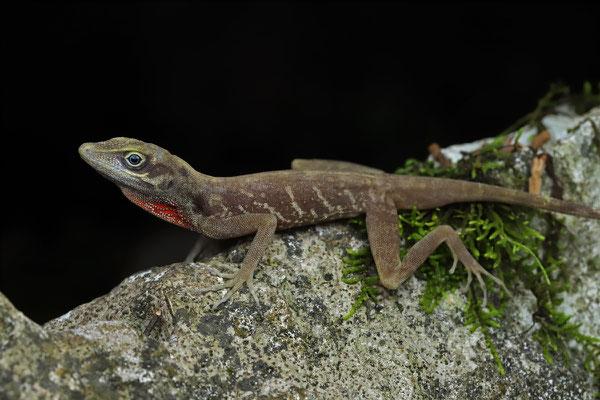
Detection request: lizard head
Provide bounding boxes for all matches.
[79,137,200,228]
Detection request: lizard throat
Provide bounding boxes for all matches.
[120,187,192,229]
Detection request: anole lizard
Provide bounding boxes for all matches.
[79,138,600,308]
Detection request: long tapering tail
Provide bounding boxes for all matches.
[392,176,600,220]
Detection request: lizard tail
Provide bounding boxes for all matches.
[492,187,600,219]
[393,176,600,220]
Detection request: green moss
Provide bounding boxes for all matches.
[342,82,600,387]
[341,227,379,321]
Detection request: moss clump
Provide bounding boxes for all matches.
[342,82,600,386]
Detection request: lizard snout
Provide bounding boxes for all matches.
[78,143,94,158]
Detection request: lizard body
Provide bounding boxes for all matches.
[79,138,600,307]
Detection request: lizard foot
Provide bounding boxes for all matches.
[194,263,259,309]
[430,225,510,308]
[453,255,510,308]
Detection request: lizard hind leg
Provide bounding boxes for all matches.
[403,225,509,307]
[429,225,510,306]
[365,199,509,307]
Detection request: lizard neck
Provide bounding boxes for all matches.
[120,187,193,229]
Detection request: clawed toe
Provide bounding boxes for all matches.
[465,261,511,308]
[196,282,232,292]
[472,270,489,308]
[196,263,260,309]
[209,273,260,310]
[449,253,459,274]
[203,265,237,279]
[460,269,473,293]
[210,286,238,309]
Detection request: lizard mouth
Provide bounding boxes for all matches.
[79,142,148,192]
[79,143,121,178]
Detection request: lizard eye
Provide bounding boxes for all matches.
[124,152,146,169]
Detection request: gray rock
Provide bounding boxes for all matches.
[1,107,599,399]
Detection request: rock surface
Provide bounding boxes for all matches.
[1,107,599,399]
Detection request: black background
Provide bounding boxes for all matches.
[2,2,600,324]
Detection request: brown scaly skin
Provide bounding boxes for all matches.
[79,137,600,308]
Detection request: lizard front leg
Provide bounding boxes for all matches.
[185,234,237,263]
[196,213,277,308]
[365,197,509,307]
